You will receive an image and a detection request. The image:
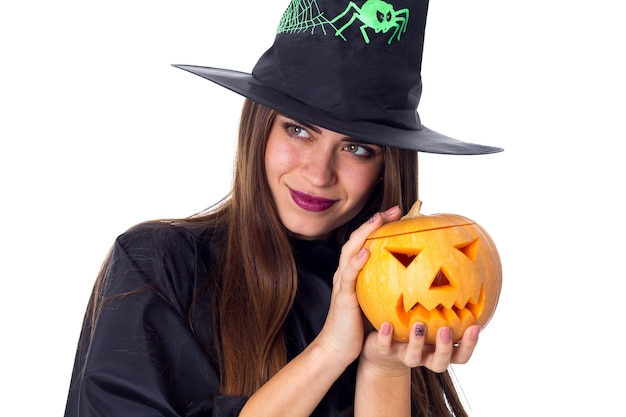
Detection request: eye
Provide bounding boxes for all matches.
[344,143,373,157]
[283,123,310,139]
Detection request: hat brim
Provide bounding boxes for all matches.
[173,64,502,155]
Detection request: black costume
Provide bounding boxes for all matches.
[64,221,356,417]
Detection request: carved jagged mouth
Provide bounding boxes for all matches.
[395,286,486,327]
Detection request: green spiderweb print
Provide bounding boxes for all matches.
[276,0,337,36]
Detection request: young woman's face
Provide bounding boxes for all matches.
[265,114,384,240]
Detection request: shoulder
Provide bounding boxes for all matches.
[117,220,206,248]
[114,220,223,263]
[102,220,224,304]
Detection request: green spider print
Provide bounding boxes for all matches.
[330,0,409,44]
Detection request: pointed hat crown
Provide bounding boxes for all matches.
[175,0,502,154]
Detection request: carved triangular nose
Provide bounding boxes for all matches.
[430,269,450,288]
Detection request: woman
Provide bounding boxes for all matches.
[64,0,502,416]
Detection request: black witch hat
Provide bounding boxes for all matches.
[174,0,502,154]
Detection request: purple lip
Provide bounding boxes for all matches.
[289,189,337,212]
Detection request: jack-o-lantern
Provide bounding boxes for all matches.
[357,200,502,344]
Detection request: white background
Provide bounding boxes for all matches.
[1,0,624,415]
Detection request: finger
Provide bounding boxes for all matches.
[333,207,402,297]
[450,325,480,364]
[344,246,370,287]
[333,212,384,287]
[376,322,394,356]
[402,322,427,367]
[380,205,401,223]
[339,206,401,266]
[424,327,454,373]
[332,247,369,305]
[340,212,382,260]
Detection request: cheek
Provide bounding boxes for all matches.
[265,137,295,180]
[345,162,383,201]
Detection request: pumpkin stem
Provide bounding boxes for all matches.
[402,200,422,220]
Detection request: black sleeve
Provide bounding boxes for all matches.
[64,222,248,417]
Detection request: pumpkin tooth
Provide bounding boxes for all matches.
[466,285,485,307]
[396,295,410,326]
[451,284,485,312]
[398,284,487,329]
[445,305,462,321]
[467,283,484,305]
[430,306,446,321]
[407,299,473,322]
[466,287,486,318]
[452,304,474,321]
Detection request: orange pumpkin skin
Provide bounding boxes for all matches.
[356,201,502,345]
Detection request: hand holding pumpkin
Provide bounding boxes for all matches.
[356,201,502,345]
[314,206,403,367]
[360,321,480,375]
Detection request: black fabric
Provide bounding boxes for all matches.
[64,221,355,417]
[171,0,503,155]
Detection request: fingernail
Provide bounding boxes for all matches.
[384,206,400,215]
[356,248,368,259]
[414,323,425,337]
[368,212,379,224]
[440,327,452,343]
[381,322,392,336]
[470,326,480,340]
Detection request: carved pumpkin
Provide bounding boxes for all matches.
[357,200,502,344]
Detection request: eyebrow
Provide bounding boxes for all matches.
[287,117,323,134]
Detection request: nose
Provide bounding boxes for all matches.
[301,148,337,187]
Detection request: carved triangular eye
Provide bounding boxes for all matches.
[430,269,451,288]
[456,239,479,261]
[388,250,420,268]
